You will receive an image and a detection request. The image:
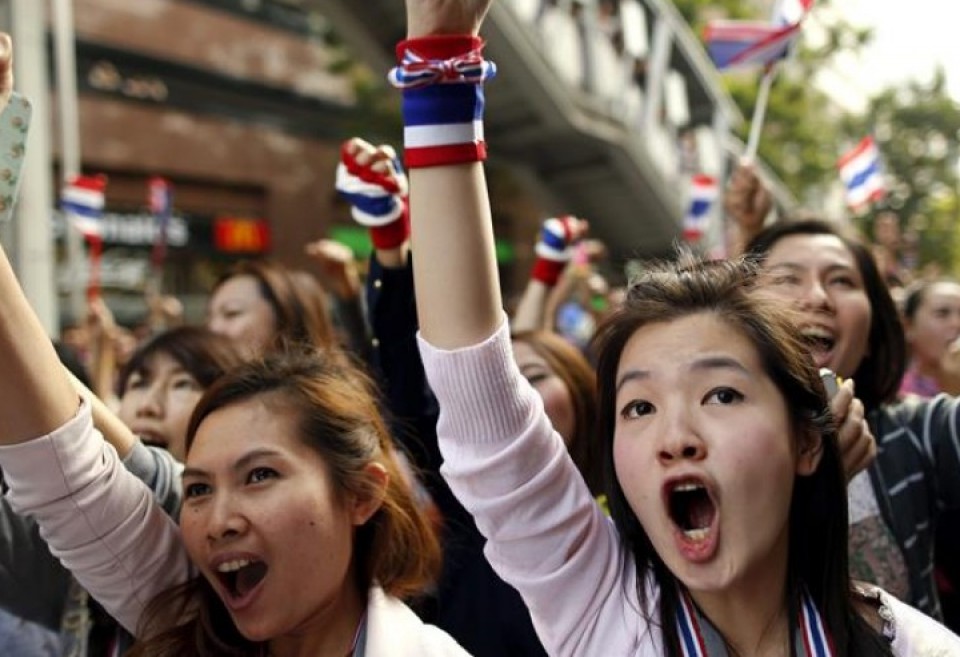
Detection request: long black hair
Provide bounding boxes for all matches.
[591,255,892,657]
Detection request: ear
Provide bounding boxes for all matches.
[350,462,388,526]
[795,429,824,476]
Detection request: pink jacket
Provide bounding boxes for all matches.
[0,403,470,656]
[417,318,960,657]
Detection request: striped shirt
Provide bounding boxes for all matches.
[867,393,960,620]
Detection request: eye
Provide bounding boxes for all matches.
[172,376,200,391]
[828,275,857,289]
[184,482,211,499]
[524,372,549,385]
[704,387,744,405]
[769,273,801,286]
[126,375,148,390]
[620,400,654,419]
[247,467,278,485]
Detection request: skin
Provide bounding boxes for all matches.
[116,352,204,461]
[754,234,872,380]
[613,313,820,656]
[207,275,278,360]
[512,340,575,444]
[905,281,960,376]
[751,233,877,480]
[180,397,384,657]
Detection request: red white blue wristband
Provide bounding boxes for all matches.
[531,216,577,286]
[389,36,496,168]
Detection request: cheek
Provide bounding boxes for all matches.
[612,433,656,508]
[537,381,575,437]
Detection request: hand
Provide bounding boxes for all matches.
[831,379,876,483]
[723,161,772,235]
[404,0,493,38]
[86,297,118,341]
[304,239,361,300]
[337,138,408,228]
[0,33,12,115]
[536,215,589,262]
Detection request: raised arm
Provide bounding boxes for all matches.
[0,35,78,442]
[403,2,500,348]
[511,215,588,332]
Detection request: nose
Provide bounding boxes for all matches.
[657,413,707,464]
[207,314,226,336]
[135,384,163,418]
[798,277,833,313]
[205,493,248,544]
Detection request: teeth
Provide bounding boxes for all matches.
[801,327,832,339]
[217,559,253,573]
[673,483,704,492]
[684,528,709,541]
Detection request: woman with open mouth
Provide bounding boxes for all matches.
[0,34,470,657]
[392,0,959,654]
[736,209,960,624]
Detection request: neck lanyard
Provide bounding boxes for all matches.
[675,588,834,657]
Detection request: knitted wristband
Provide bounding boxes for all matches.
[531,258,567,286]
[391,35,494,168]
[369,200,410,250]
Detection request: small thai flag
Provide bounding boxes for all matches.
[838,136,885,210]
[683,175,719,242]
[148,176,173,267]
[62,174,107,238]
[704,20,801,71]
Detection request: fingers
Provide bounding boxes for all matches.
[828,378,855,424]
[0,33,13,110]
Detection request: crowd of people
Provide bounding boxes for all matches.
[0,1,959,655]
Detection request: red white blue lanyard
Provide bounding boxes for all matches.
[675,589,834,657]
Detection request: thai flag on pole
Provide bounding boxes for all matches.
[704,0,813,71]
[683,175,719,242]
[148,176,173,267]
[704,21,801,71]
[62,174,107,238]
[838,136,885,210]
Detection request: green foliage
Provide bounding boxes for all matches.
[843,70,960,274]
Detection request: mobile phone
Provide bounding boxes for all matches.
[819,368,839,399]
[0,92,32,224]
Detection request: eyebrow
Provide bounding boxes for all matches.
[182,448,282,480]
[767,261,856,275]
[615,356,748,393]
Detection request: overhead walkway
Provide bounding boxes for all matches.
[319,0,750,259]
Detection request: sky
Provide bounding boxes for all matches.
[812,0,960,113]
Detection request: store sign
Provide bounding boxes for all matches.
[53,210,189,247]
[214,217,270,253]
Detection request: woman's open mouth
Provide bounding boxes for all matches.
[800,327,836,368]
[664,478,719,562]
[213,557,269,610]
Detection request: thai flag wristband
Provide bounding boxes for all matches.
[531,216,577,286]
[389,35,496,168]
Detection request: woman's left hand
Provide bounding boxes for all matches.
[831,379,876,482]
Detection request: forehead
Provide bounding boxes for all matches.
[618,313,763,375]
[924,282,960,305]
[212,275,263,304]
[765,234,858,270]
[187,397,302,465]
[512,340,547,365]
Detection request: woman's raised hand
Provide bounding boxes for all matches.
[404,0,493,38]
[0,33,13,114]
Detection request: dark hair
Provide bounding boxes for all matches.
[745,220,906,412]
[591,255,891,657]
[512,329,601,493]
[130,349,440,656]
[117,327,244,398]
[214,260,336,353]
[902,278,960,322]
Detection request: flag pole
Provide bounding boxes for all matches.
[744,66,777,161]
